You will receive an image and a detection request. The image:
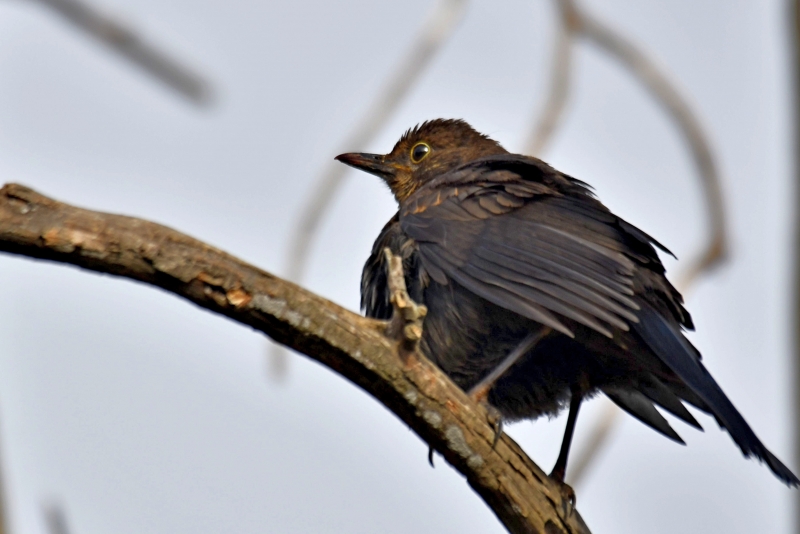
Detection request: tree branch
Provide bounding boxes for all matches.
[32,0,214,105]
[0,183,590,534]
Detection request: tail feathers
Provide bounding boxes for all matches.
[604,387,684,444]
[669,382,711,415]
[763,450,800,486]
[639,373,702,430]
[635,303,800,487]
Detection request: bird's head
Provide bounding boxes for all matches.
[336,119,507,202]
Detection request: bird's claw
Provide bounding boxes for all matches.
[470,394,504,447]
[553,479,576,518]
[486,404,504,447]
[561,483,576,518]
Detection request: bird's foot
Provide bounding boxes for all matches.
[383,248,427,357]
[548,471,576,518]
[486,405,504,448]
[469,390,504,447]
[557,481,576,518]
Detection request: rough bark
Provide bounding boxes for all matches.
[0,183,590,534]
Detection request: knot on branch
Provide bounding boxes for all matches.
[383,247,427,356]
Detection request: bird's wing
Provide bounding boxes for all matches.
[361,213,425,320]
[401,155,799,486]
[400,155,651,339]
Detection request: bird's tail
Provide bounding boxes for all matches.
[634,303,799,487]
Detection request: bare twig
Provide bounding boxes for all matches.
[536,0,728,487]
[523,1,576,156]
[270,0,468,377]
[32,0,213,105]
[283,0,468,286]
[0,183,591,534]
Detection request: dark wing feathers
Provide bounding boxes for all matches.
[486,241,637,300]
[361,219,395,320]
[402,156,643,339]
[473,245,639,323]
[390,154,797,485]
[618,218,676,259]
[460,261,616,337]
[466,254,629,332]
[419,246,573,336]
[361,214,425,319]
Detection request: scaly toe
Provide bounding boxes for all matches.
[554,480,576,517]
[471,398,504,447]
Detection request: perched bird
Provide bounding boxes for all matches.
[336,118,799,488]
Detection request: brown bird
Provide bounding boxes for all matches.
[336,118,799,490]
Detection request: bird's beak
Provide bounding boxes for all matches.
[335,152,397,181]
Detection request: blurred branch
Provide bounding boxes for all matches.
[283,0,468,285]
[0,183,591,534]
[792,0,800,530]
[270,0,468,378]
[576,4,727,290]
[528,0,728,487]
[43,502,71,534]
[523,0,576,156]
[32,0,213,105]
[564,399,617,485]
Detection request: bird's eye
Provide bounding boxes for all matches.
[410,142,431,164]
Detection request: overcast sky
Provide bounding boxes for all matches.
[0,0,796,532]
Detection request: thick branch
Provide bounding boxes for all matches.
[0,184,590,534]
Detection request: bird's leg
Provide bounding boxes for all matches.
[551,391,582,481]
[550,388,583,515]
[382,248,427,358]
[468,328,551,401]
[467,328,551,445]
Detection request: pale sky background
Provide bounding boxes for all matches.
[0,0,796,532]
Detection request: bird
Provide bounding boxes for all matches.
[336,118,799,490]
